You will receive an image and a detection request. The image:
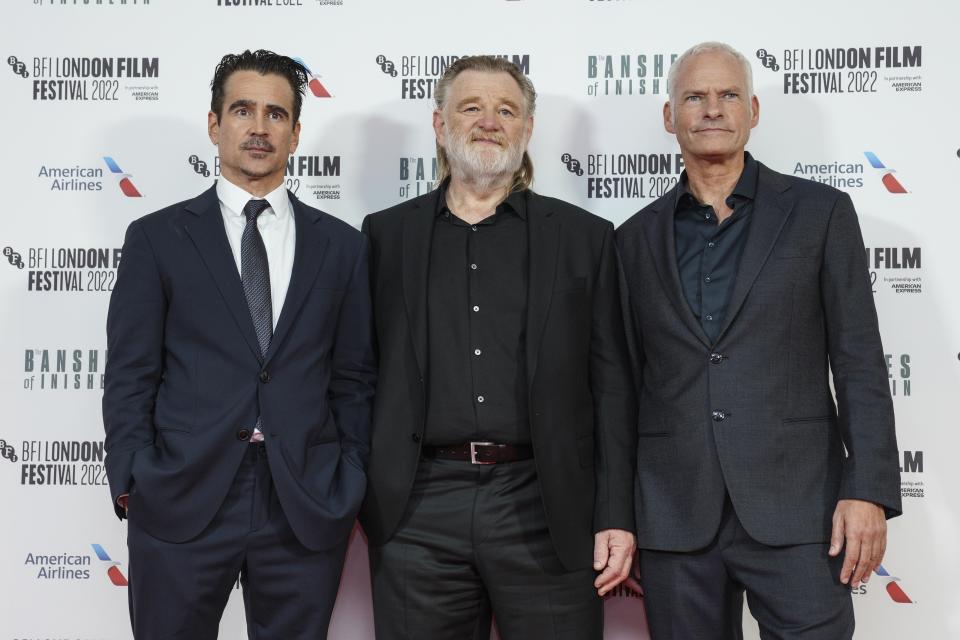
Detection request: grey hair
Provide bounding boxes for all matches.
[666,41,754,105]
[433,55,536,192]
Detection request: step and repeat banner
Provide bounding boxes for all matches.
[1,0,956,638]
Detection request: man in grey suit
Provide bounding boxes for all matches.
[616,42,901,638]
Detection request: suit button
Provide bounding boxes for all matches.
[237,428,250,441]
[259,370,270,383]
[411,433,421,443]
[710,353,724,364]
[711,410,727,422]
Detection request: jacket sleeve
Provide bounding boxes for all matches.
[102,220,166,520]
[591,222,638,533]
[328,232,377,472]
[820,192,902,518]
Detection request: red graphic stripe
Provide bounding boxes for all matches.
[881,173,907,194]
[309,78,331,98]
[107,566,129,587]
[119,178,143,198]
[886,581,913,603]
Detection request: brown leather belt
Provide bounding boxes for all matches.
[421,441,534,465]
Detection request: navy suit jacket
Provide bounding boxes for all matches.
[102,184,376,551]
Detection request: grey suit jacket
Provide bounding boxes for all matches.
[616,161,902,552]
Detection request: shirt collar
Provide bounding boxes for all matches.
[216,176,291,222]
[435,178,528,221]
[674,151,759,212]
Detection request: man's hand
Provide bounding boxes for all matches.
[118,494,129,514]
[593,529,636,596]
[829,499,887,588]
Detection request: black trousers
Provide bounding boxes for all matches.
[127,443,348,640]
[641,499,854,640]
[369,457,602,640]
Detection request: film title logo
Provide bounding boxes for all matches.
[563,152,683,199]
[1,438,17,463]
[586,53,677,97]
[866,246,921,295]
[6,246,122,293]
[399,156,437,199]
[14,56,159,102]
[17,439,107,487]
[189,154,211,177]
[884,353,910,397]
[757,45,922,94]
[199,154,342,201]
[23,348,107,391]
[378,54,530,100]
[22,543,127,586]
[899,449,923,500]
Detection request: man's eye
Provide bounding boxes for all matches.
[499,109,514,117]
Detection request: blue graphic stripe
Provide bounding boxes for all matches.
[863,152,886,169]
[293,57,313,74]
[875,564,891,577]
[91,543,112,561]
[103,156,123,174]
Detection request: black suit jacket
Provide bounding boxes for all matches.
[358,189,636,570]
[616,161,902,552]
[102,185,376,551]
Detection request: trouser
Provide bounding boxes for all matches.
[127,443,348,639]
[641,498,854,640]
[369,457,602,640]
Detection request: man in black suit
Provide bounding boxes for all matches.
[617,42,902,638]
[102,50,375,639]
[359,55,636,639]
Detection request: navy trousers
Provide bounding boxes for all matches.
[127,443,348,639]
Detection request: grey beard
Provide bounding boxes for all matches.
[444,130,525,191]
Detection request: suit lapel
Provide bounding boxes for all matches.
[715,164,795,341]
[183,185,263,362]
[264,192,329,366]
[402,194,437,378]
[525,193,560,388]
[643,187,712,348]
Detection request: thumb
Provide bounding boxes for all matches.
[593,532,610,570]
[829,511,845,556]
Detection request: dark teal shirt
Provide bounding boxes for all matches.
[674,152,759,343]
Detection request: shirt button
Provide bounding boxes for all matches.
[477,395,485,403]
[704,275,712,283]
[705,314,714,321]
[708,241,716,248]
[471,263,478,270]
[474,348,482,356]
[473,305,479,312]
[471,225,478,232]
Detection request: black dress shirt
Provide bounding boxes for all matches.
[425,183,530,445]
[674,152,759,343]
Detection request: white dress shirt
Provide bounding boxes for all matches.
[216,177,296,331]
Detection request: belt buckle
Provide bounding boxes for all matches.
[469,441,497,465]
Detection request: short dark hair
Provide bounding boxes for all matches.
[210,49,309,126]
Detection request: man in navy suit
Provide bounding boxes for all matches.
[102,50,375,639]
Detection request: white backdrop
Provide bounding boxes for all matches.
[1,0,956,638]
